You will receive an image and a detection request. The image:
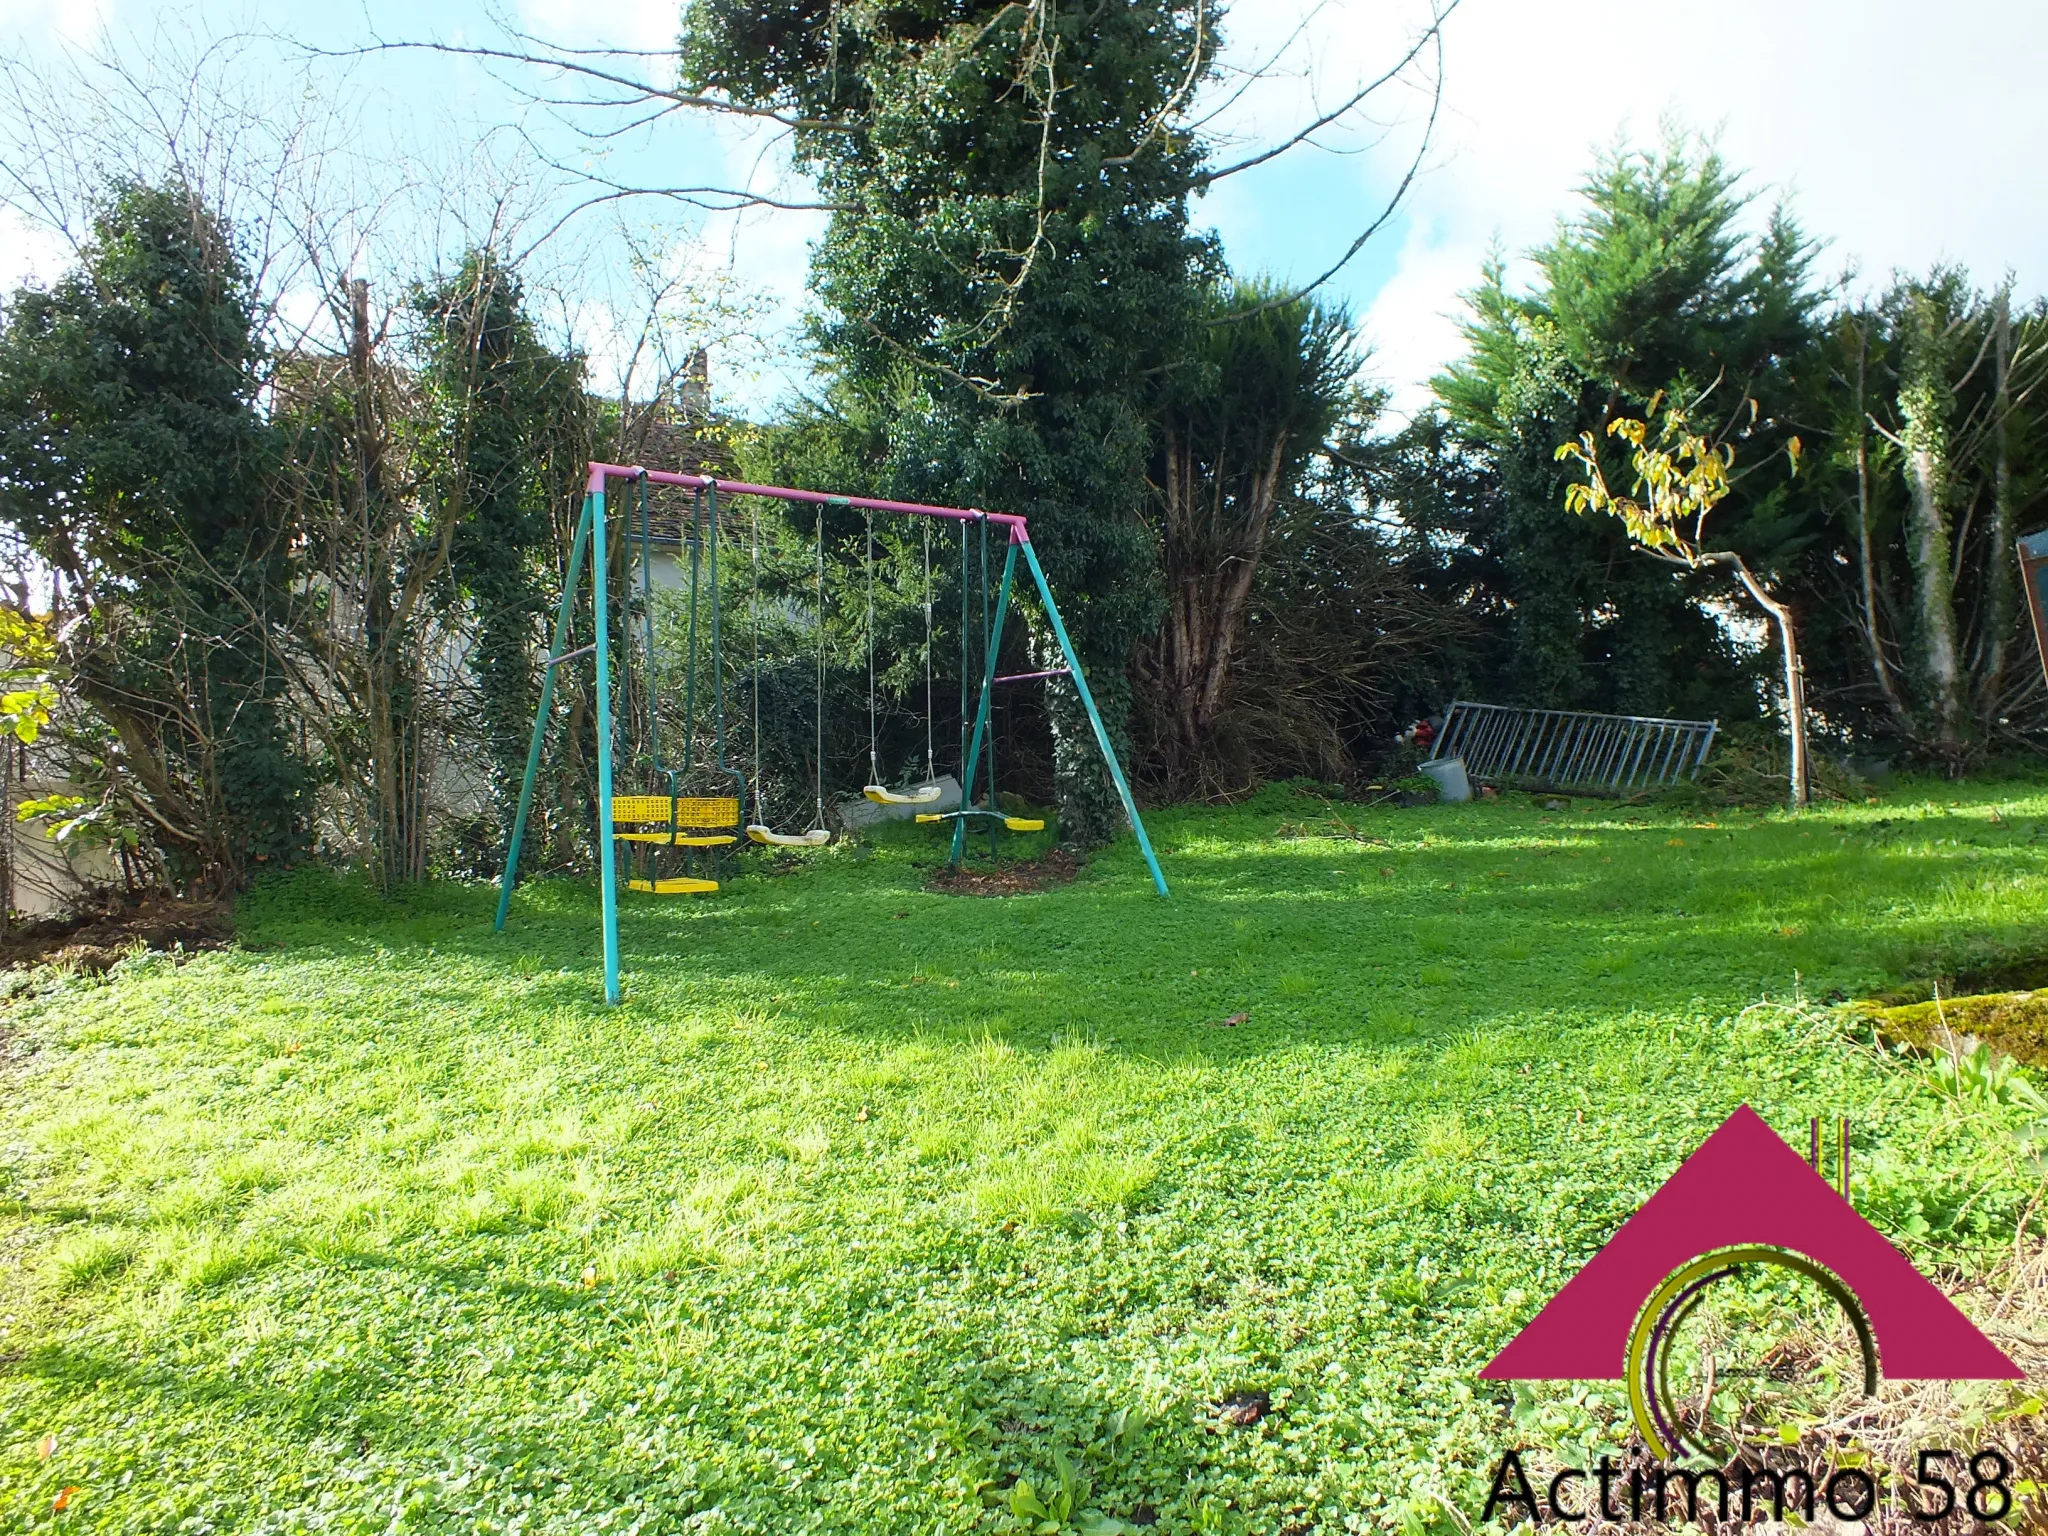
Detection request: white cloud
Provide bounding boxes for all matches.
[1211,0,2048,416]
[0,0,107,48]
[1351,216,1473,413]
[0,204,74,293]
[512,0,681,53]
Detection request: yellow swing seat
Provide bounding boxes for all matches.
[612,795,737,898]
[615,831,737,846]
[746,825,832,847]
[628,877,720,895]
[915,810,1045,832]
[863,783,944,806]
[611,795,739,845]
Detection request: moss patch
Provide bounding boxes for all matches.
[1862,990,2048,1066]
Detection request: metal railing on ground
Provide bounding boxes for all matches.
[1428,700,1718,795]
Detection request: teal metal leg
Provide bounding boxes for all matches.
[950,541,1018,867]
[1018,537,1169,897]
[496,497,595,930]
[592,490,621,1004]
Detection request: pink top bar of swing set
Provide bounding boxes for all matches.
[585,462,1032,542]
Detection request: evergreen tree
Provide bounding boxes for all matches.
[0,179,307,889]
[1432,138,1821,723]
[1796,273,2048,762]
[681,0,1216,842]
[416,253,590,842]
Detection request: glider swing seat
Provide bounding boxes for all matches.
[495,463,1168,1005]
[860,507,945,809]
[612,474,743,896]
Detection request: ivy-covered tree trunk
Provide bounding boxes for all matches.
[1980,286,2017,723]
[1898,292,1967,760]
[1026,626,1121,846]
[681,0,1210,844]
[0,179,310,892]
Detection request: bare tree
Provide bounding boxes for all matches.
[328,0,1458,346]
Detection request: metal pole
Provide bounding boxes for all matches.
[1692,721,1720,780]
[1429,701,1463,762]
[1018,536,1169,897]
[593,487,621,1005]
[496,496,595,930]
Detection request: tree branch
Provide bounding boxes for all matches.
[308,39,864,134]
[1191,0,1455,187]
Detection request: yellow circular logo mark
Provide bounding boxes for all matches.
[1624,1245,1878,1461]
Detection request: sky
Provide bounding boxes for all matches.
[2,0,2044,419]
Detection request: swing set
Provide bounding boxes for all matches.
[494,462,1168,1004]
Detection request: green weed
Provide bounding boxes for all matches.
[1,779,2044,1531]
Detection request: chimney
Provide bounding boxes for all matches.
[680,349,710,416]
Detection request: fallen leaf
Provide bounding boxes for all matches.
[1217,1390,1270,1426]
[580,1266,598,1289]
[285,1042,302,1054]
[855,1105,870,1122]
[1666,837,1686,847]
[38,1433,55,1459]
[54,1487,79,1513]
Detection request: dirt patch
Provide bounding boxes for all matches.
[924,848,1081,897]
[1858,990,2048,1069]
[0,895,232,974]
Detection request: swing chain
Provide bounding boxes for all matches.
[865,506,879,784]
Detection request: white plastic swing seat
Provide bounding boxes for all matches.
[746,825,832,847]
[863,783,944,806]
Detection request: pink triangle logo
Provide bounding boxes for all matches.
[1483,1105,2017,1451]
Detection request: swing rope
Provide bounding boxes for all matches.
[680,489,702,784]
[750,498,762,824]
[923,519,935,785]
[865,507,879,786]
[744,501,832,847]
[707,482,727,781]
[981,512,997,822]
[860,507,940,806]
[959,516,970,791]
[816,509,827,828]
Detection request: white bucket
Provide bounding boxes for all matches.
[1418,756,1472,802]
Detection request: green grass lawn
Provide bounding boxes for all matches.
[2,780,2045,1533]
